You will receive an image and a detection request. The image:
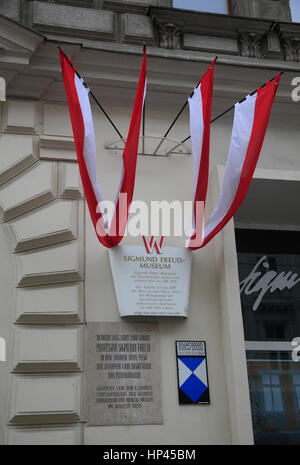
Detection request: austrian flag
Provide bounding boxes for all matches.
[188,59,215,247]
[188,71,281,250]
[59,49,147,248]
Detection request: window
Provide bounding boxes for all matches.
[264,322,286,340]
[290,0,300,23]
[173,0,229,15]
[236,229,300,445]
[292,374,300,410]
[261,373,284,412]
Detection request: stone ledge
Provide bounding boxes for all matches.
[14,283,84,325]
[8,374,82,425]
[120,13,155,45]
[12,325,83,373]
[183,34,238,55]
[7,424,83,445]
[32,1,115,40]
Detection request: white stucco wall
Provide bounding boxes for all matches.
[0,58,299,444]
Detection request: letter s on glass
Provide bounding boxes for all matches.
[292,77,300,102]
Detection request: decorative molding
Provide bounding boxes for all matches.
[14,283,84,325]
[103,0,172,14]
[32,1,115,40]
[7,424,82,445]
[40,149,77,163]
[261,31,282,60]
[232,0,292,22]
[239,31,263,58]
[1,100,39,134]
[231,0,253,17]
[156,22,183,50]
[12,325,83,373]
[16,240,84,287]
[120,13,155,45]
[283,36,300,62]
[43,104,73,138]
[148,5,300,67]
[5,200,78,252]
[8,374,82,425]
[53,0,97,7]
[0,162,57,222]
[0,0,21,22]
[0,15,44,55]
[0,134,39,187]
[58,164,83,199]
[6,75,54,101]
[259,0,291,22]
[183,34,238,55]
[40,136,75,151]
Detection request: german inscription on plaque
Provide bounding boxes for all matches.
[108,238,192,317]
[86,322,162,426]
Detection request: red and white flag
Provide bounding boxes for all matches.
[188,74,281,250]
[59,49,147,248]
[187,60,215,247]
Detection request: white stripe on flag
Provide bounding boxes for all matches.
[75,74,147,230]
[188,84,204,216]
[203,93,256,240]
[75,74,110,227]
[75,75,104,205]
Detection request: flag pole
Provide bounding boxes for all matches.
[166,71,284,155]
[152,56,218,156]
[58,46,126,143]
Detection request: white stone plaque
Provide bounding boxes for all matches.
[86,322,162,426]
[108,243,192,317]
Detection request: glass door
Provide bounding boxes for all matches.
[236,228,300,444]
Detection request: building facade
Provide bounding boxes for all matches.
[0,0,299,445]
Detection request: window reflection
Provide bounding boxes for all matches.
[236,229,300,445]
[173,0,229,15]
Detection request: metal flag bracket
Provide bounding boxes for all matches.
[105,135,191,158]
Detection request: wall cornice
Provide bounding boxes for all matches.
[149,6,300,62]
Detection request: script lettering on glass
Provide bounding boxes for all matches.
[240,255,300,311]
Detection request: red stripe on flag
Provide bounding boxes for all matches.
[200,74,281,248]
[188,60,215,248]
[60,49,147,248]
[195,60,215,205]
[59,51,113,248]
[111,51,147,244]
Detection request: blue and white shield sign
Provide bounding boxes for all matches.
[176,341,210,405]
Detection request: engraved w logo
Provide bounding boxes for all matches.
[142,236,165,254]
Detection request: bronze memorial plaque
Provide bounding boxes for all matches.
[86,322,162,426]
